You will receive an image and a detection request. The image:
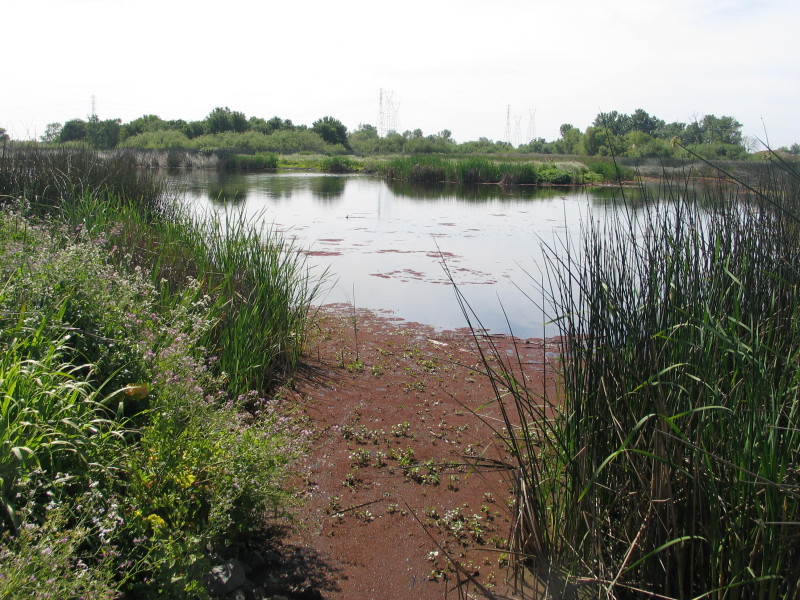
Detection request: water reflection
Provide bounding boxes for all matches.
[207,174,250,205]
[309,176,346,200]
[172,171,648,337]
[386,179,577,202]
[177,171,351,204]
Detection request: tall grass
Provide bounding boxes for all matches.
[0,330,127,531]
[382,155,577,185]
[226,151,279,171]
[0,146,323,395]
[86,202,324,395]
[466,160,800,598]
[179,209,325,393]
[0,147,166,215]
[0,149,312,596]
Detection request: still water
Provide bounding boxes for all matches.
[173,172,631,338]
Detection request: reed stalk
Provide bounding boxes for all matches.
[466,160,800,599]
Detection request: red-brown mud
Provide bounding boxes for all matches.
[278,305,560,600]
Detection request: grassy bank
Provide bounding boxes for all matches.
[58,147,637,184]
[377,155,636,185]
[0,148,321,598]
[467,155,800,598]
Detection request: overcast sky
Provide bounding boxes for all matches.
[3,0,798,148]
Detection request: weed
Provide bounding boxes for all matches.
[348,448,371,468]
[344,359,363,373]
[390,421,412,437]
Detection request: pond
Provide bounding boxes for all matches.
[172,171,636,338]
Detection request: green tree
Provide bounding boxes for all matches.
[581,125,626,156]
[552,124,581,154]
[87,117,121,149]
[205,107,249,134]
[655,121,686,140]
[40,123,62,143]
[0,128,8,143]
[683,120,704,145]
[312,116,350,150]
[381,131,405,153]
[593,111,631,136]
[181,120,207,139]
[59,119,88,143]
[268,117,294,132]
[700,114,743,146]
[248,117,270,134]
[119,114,169,141]
[628,109,664,136]
[518,137,553,154]
[348,124,380,154]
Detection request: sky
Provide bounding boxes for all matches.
[3,0,799,148]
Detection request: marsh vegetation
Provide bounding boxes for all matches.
[1,143,798,598]
[466,153,800,599]
[0,148,321,597]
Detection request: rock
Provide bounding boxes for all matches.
[249,586,267,600]
[206,559,247,596]
[243,549,268,570]
[227,589,248,600]
[291,580,322,600]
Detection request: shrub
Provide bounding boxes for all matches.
[0,148,317,596]
[320,155,357,173]
[228,152,278,171]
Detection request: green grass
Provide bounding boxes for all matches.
[227,151,279,171]
[0,147,317,597]
[458,155,800,599]
[380,155,579,185]
[1,147,325,396]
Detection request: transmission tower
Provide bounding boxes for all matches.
[378,89,399,137]
[504,105,512,144]
[91,95,97,120]
[527,109,537,143]
[513,114,523,147]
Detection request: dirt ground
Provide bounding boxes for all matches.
[274,304,560,600]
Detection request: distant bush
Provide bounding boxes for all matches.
[228,152,279,171]
[455,157,502,183]
[320,155,357,173]
[382,156,578,185]
[120,130,192,149]
[587,161,636,182]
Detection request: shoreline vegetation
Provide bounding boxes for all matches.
[0,148,322,598]
[0,143,798,599]
[462,144,800,599]
[4,104,797,188]
[0,144,774,189]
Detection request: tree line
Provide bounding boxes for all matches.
[22,106,800,159]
